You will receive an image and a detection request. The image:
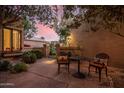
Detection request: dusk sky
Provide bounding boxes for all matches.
[34,6,63,42]
[35,23,59,41]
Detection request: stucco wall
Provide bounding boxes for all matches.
[70,23,124,68]
[24,40,48,48]
[23,40,50,57]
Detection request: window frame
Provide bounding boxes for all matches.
[2,27,22,53]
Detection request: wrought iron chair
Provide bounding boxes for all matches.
[57,52,71,74]
[88,53,109,82]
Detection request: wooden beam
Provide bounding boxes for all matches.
[2,17,20,26]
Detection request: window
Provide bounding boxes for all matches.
[13,30,20,51]
[4,28,11,51]
[3,28,21,52]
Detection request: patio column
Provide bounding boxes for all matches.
[56,44,60,56]
[43,44,49,57]
[21,28,24,51]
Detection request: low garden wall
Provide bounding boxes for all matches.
[23,45,50,57]
[56,45,82,56]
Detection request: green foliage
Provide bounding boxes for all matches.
[23,16,38,39]
[49,44,56,55]
[59,27,70,45]
[31,50,43,59]
[22,51,37,64]
[10,62,28,73]
[1,5,124,38]
[23,16,31,30]
[30,53,37,63]
[0,5,53,39]
[0,60,10,71]
[63,6,124,37]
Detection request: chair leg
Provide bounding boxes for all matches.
[67,64,69,73]
[98,68,102,82]
[96,68,98,73]
[88,65,91,75]
[105,67,108,77]
[58,64,60,74]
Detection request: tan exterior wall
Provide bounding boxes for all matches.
[24,40,48,48]
[70,23,124,68]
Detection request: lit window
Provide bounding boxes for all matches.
[13,30,20,51]
[4,28,11,51]
[3,28,21,52]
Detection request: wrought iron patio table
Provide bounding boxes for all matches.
[69,56,86,79]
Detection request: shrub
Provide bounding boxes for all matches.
[10,62,28,73]
[50,46,56,55]
[22,52,30,63]
[31,50,43,59]
[0,60,10,71]
[22,51,37,64]
[30,53,37,63]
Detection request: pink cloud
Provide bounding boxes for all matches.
[35,6,63,41]
[35,23,59,41]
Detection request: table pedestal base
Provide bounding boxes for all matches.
[72,72,86,79]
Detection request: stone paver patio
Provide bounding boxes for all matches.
[0,58,124,88]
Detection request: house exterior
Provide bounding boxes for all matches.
[69,22,124,68]
[0,17,51,57]
[24,39,49,48]
[0,19,23,57]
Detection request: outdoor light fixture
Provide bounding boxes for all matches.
[67,36,71,47]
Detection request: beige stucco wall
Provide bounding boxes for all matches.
[23,40,50,57]
[24,40,48,48]
[70,23,124,68]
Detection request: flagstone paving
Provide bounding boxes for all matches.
[0,58,124,88]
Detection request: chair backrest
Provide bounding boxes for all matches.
[59,51,67,56]
[57,56,68,62]
[95,53,109,66]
